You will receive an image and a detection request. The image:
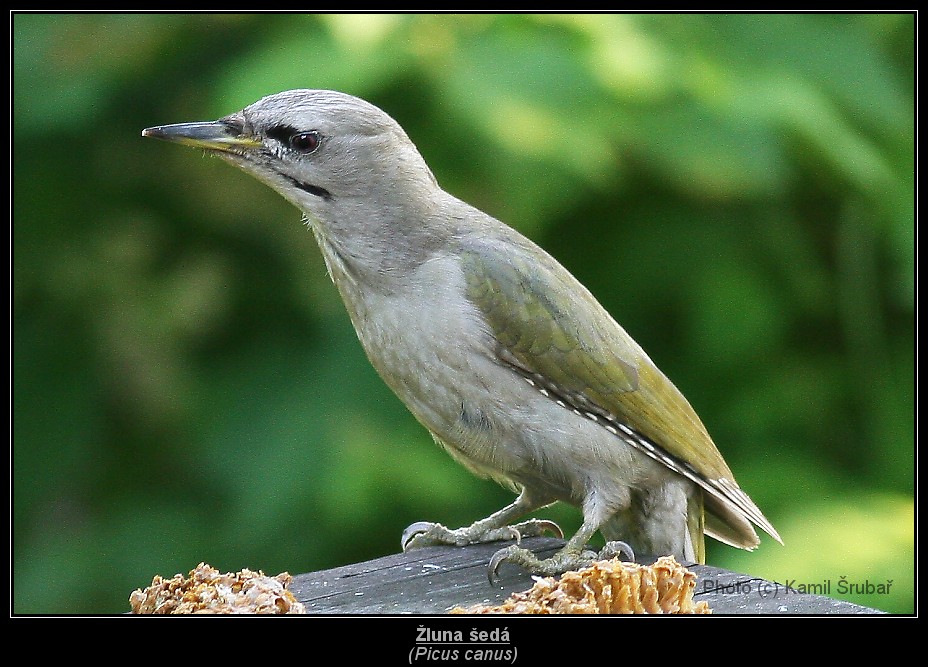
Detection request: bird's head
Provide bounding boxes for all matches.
[143,89,447,281]
[144,89,439,219]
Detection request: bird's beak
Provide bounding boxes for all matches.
[141,121,262,153]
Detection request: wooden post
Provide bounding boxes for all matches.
[288,537,881,614]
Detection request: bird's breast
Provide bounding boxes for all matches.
[330,253,653,503]
[338,254,494,433]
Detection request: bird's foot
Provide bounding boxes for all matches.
[487,540,635,585]
[401,518,563,551]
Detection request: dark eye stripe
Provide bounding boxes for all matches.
[266,124,300,144]
[266,125,320,154]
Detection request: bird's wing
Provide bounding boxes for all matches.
[459,232,780,546]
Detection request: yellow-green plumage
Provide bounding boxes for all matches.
[460,226,780,561]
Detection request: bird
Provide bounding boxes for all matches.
[142,89,781,580]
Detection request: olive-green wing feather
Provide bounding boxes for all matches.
[460,233,780,547]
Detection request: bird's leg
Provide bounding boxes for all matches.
[402,488,562,551]
[487,517,635,584]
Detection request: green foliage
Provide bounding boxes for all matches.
[13,13,913,614]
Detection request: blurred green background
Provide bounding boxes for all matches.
[13,13,913,614]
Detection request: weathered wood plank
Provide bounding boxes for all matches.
[288,537,881,614]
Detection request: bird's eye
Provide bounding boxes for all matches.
[289,131,321,154]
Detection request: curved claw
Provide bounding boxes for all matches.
[487,545,521,587]
[401,521,439,551]
[535,519,564,540]
[600,540,636,562]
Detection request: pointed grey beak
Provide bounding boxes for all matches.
[141,121,262,152]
